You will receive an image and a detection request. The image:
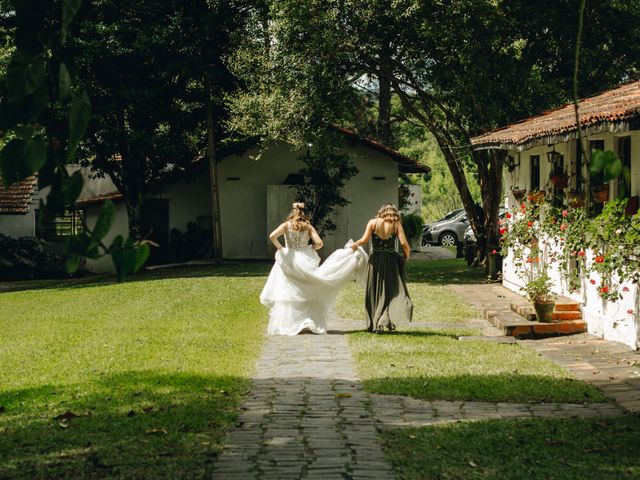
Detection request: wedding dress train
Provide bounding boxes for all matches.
[260,233,368,335]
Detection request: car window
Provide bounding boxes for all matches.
[442,209,461,221]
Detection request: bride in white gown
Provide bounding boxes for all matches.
[260,202,368,335]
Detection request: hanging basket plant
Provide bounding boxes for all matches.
[591,184,610,204]
[511,186,527,201]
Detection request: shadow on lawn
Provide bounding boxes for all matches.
[0,371,250,479]
[361,372,607,404]
[381,416,640,480]
[0,261,272,294]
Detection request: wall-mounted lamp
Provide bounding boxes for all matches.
[546,145,562,165]
[505,155,520,172]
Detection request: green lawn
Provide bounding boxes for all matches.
[340,258,606,403]
[381,417,640,480]
[0,263,270,479]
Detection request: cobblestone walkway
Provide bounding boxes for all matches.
[450,283,640,413]
[213,308,633,479]
[370,394,625,429]
[212,325,395,480]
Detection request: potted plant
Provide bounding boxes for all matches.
[566,190,586,208]
[549,169,569,190]
[591,183,610,203]
[510,185,526,201]
[523,269,557,323]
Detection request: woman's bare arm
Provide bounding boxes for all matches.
[268,222,287,250]
[351,219,375,250]
[309,225,324,251]
[396,221,410,260]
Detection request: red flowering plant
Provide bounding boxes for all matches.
[501,195,556,303]
[540,205,590,294]
[586,199,640,302]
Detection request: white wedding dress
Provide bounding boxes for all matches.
[260,225,368,335]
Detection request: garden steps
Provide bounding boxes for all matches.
[482,297,586,339]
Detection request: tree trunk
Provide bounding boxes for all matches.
[205,78,223,265]
[473,149,505,267]
[377,41,392,145]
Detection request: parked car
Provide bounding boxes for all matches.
[422,209,468,247]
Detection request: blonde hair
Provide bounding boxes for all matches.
[287,202,311,231]
[376,203,400,222]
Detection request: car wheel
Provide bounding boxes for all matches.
[439,232,457,247]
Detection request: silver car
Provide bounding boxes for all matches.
[422,209,469,247]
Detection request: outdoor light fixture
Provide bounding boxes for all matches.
[505,155,520,172]
[546,145,563,166]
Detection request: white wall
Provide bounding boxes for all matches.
[502,130,640,349]
[218,140,399,259]
[0,187,39,238]
[84,201,129,273]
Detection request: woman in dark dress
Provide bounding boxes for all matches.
[351,204,413,332]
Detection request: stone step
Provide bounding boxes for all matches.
[485,308,587,339]
[510,302,582,322]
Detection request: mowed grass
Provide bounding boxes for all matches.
[0,263,270,479]
[337,258,482,326]
[381,416,640,480]
[341,259,606,403]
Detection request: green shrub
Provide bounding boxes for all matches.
[401,213,425,242]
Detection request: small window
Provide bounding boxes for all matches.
[36,209,85,241]
[617,136,631,198]
[530,155,540,191]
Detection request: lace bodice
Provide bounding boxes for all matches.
[285,224,310,249]
[371,232,397,253]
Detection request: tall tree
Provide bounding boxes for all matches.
[228,0,640,262]
[72,0,246,245]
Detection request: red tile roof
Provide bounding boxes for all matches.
[0,175,38,214]
[75,192,124,207]
[333,126,431,174]
[471,80,640,150]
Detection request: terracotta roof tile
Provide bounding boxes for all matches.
[471,80,640,150]
[0,175,38,214]
[76,192,124,207]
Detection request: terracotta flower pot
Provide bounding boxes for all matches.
[591,184,610,203]
[567,191,585,208]
[511,188,526,201]
[533,300,556,323]
[550,172,569,190]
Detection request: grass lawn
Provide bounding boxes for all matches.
[381,416,640,480]
[340,258,606,403]
[0,263,270,479]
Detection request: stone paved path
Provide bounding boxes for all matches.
[213,322,395,480]
[370,394,625,429]
[213,308,633,479]
[450,283,640,413]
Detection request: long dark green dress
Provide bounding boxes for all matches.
[366,232,413,331]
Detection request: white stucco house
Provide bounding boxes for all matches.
[0,175,39,237]
[71,127,428,272]
[471,79,640,350]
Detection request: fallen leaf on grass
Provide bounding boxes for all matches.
[468,460,478,468]
[336,393,352,398]
[59,422,70,429]
[54,411,80,421]
[408,435,416,439]
[146,428,168,435]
